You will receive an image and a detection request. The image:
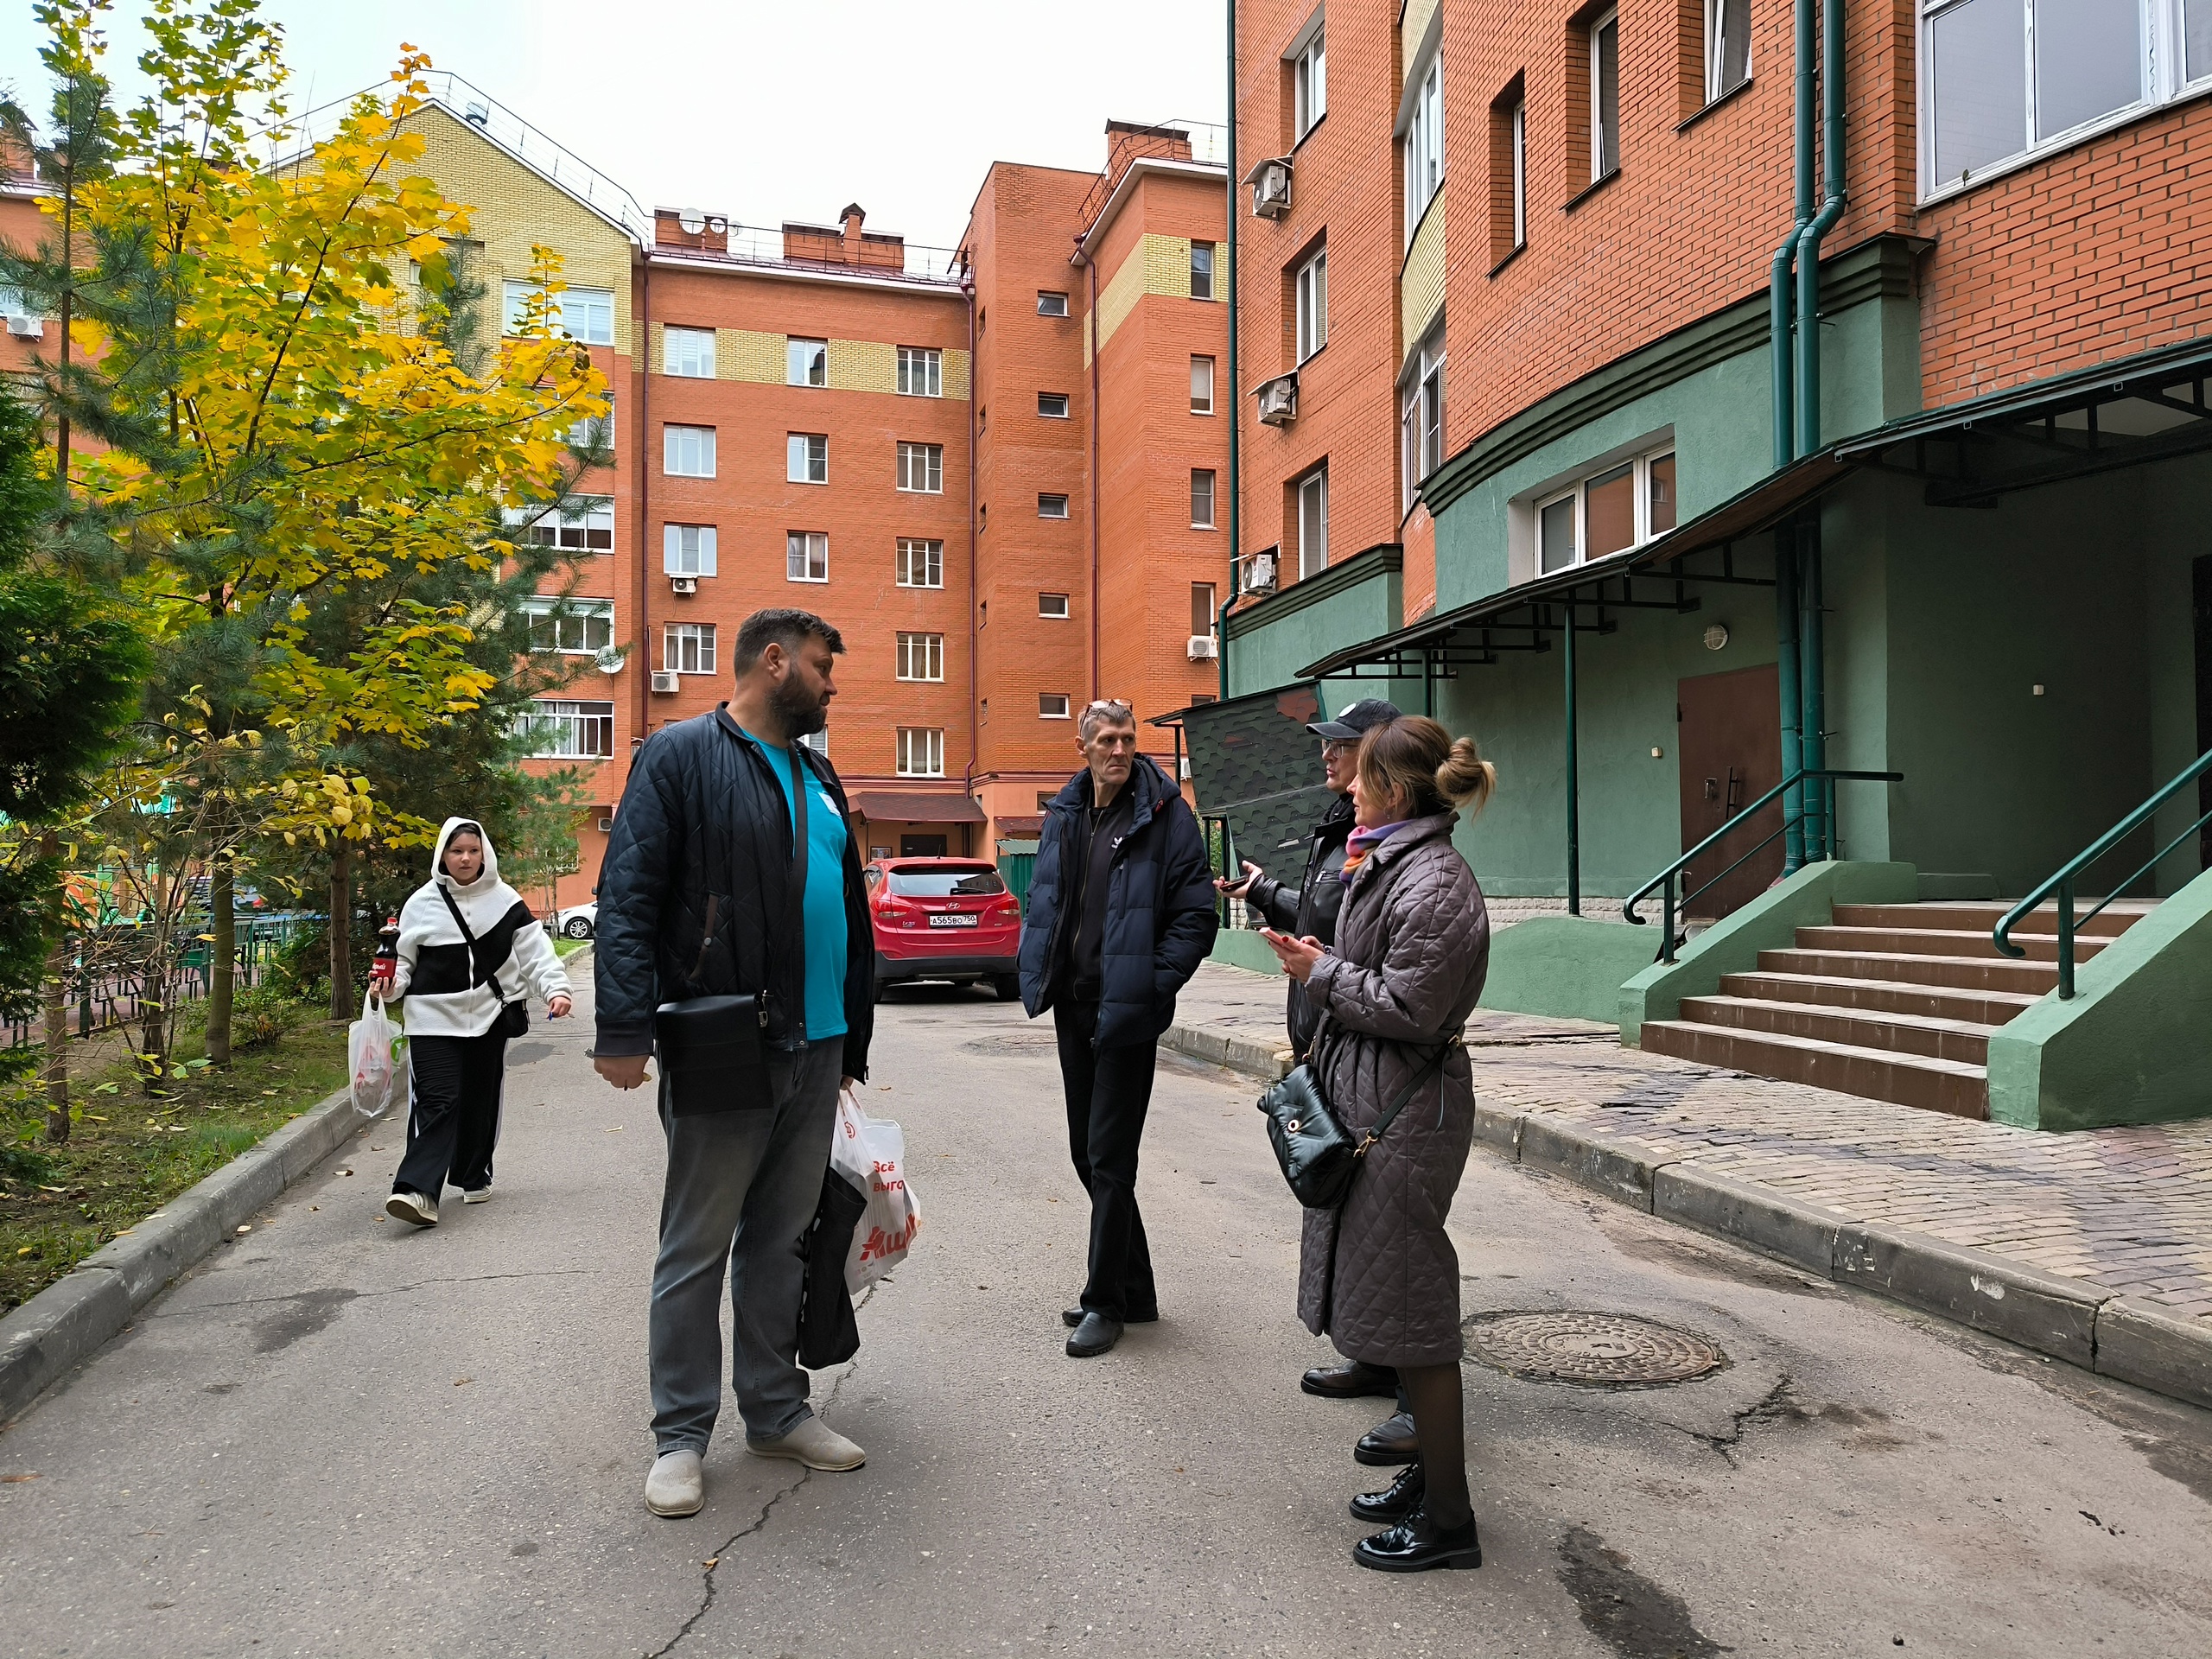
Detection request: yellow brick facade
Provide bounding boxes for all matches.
[1402,0,1441,77]
[1094,234,1224,356]
[717,328,787,383]
[830,336,896,394]
[1401,198,1444,361]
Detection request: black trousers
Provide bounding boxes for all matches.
[393,1030,509,1199]
[1052,999,1158,1322]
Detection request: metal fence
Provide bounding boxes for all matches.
[3,914,318,1052]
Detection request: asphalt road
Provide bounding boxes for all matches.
[2,983,2209,1658]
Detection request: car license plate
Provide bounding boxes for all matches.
[927,913,980,927]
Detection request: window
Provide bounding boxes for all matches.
[1589,9,1621,181]
[788,432,828,484]
[898,442,944,493]
[2192,0,2212,83]
[1191,356,1215,415]
[1511,100,1527,247]
[505,282,614,346]
[1706,0,1751,103]
[786,531,829,582]
[1036,791,1056,810]
[1294,24,1327,140]
[664,622,716,675]
[569,393,614,454]
[1037,290,1069,317]
[664,424,715,477]
[897,727,945,777]
[524,599,614,654]
[787,337,827,386]
[1191,469,1217,529]
[896,632,945,682]
[897,537,944,588]
[506,496,613,553]
[1039,694,1071,720]
[1922,0,2153,196]
[1190,242,1214,300]
[1295,248,1327,361]
[1039,592,1071,619]
[663,524,718,576]
[1404,55,1444,241]
[1489,86,1529,266]
[799,729,829,759]
[1297,467,1329,578]
[897,346,942,397]
[519,699,614,759]
[1191,582,1217,636]
[1536,445,1677,574]
[1039,391,1071,418]
[1039,493,1070,519]
[1400,326,1446,512]
[664,326,715,378]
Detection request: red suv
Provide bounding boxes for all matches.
[864,857,1023,1000]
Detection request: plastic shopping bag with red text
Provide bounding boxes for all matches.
[830,1085,919,1292]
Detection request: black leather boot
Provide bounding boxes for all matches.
[1349,1461,1425,1524]
[1352,1505,1482,1573]
[1301,1358,1400,1399]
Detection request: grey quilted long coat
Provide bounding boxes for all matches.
[1296,811,1490,1367]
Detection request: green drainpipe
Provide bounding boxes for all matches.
[1218,0,1238,700]
[1793,0,1847,458]
[1798,518,1827,861]
[1770,0,1816,469]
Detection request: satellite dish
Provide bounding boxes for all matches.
[594,645,626,675]
[706,216,728,234]
[678,209,706,236]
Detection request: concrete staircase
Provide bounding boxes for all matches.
[1639,900,2160,1117]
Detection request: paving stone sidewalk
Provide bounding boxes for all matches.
[1174,962,2212,1332]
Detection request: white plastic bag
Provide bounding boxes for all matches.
[830,1085,919,1292]
[348,991,404,1120]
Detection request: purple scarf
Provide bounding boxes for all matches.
[1339,821,1411,884]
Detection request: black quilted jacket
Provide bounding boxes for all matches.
[1242,791,1355,1059]
[594,706,873,1082]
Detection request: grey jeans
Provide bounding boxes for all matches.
[649,1039,842,1454]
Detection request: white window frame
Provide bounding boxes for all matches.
[896,727,945,778]
[1039,694,1072,720]
[522,598,614,655]
[1297,467,1329,578]
[664,424,715,478]
[663,621,717,676]
[505,281,614,346]
[1191,468,1217,530]
[897,346,943,397]
[1706,0,1752,104]
[898,442,944,493]
[505,495,614,554]
[788,432,828,485]
[1192,582,1218,638]
[787,336,827,387]
[1039,592,1071,619]
[1590,8,1621,181]
[1037,290,1070,316]
[1039,493,1070,519]
[1191,355,1215,415]
[519,699,614,760]
[1403,54,1444,244]
[1511,99,1528,248]
[1295,248,1328,362]
[1916,0,2182,204]
[896,632,945,683]
[785,531,829,583]
[897,537,944,588]
[663,325,715,378]
[1039,391,1071,418]
[1293,22,1327,141]
[1190,242,1215,299]
[1535,445,1678,575]
[662,524,718,576]
[1399,325,1446,515]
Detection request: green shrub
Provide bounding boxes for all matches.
[231,984,302,1050]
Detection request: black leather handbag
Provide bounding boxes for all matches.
[1258,1021,1460,1210]
[797,1163,868,1368]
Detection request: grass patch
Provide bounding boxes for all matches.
[553,935,591,959]
[0,1007,347,1316]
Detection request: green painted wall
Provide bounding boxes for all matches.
[1482,916,1662,1022]
[1225,562,1402,699]
[1211,925,1285,975]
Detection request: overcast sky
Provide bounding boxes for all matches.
[0,1,1230,249]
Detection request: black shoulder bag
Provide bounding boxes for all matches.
[652,742,810,1116]
[435,886,531,1040]
[1257,1019,1461,1209]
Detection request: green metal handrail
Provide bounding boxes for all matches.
[1993,746,2212,998]
[1625,768,1904,963]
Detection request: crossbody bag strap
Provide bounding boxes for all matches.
[787,745,810,1020]
[435,884,509,1003]
[1352,1033,1464,1158]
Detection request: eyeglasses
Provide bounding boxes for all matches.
[1082,699,1134,721]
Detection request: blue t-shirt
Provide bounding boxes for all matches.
[744,730,849,1043]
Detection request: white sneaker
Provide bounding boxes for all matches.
[385,1191,438,1227]
[461,1185,493,1204]
[747,1416,865,1471]
[645,1448,704,1517]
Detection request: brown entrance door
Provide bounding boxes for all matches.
[1675,663,1783,922]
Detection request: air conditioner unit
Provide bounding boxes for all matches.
[669,575,697,595]
[6,315,42,338]
[1186,634,1218,661]
[596,817,614,833]
[1255,372,1298,427]
[1245,551,1279,594]
[1245,157,1292,219]
[651,671,681,695]
[1179,756,1192,781]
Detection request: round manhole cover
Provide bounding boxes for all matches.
[1463,1311,1727,1388]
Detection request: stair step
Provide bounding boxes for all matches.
[1641,1021,1988,1118]
[1795,925,2111,963]
[1678,996,1993,1064]
[1832,901,2155,938]
[1718,971,2039,1027]
[1759,948,2058,995]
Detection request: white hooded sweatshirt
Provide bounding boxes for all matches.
[386,817,570,1039]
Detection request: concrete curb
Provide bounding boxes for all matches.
[1180,1028,2212,1413]
[0,1084,365,1426]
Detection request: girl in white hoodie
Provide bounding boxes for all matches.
[377,818,572,1225]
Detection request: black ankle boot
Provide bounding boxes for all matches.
[1352,1504,1482,1573]
[1349,1461,1426,1523]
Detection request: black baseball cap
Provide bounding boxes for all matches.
[1308,698,1402,741]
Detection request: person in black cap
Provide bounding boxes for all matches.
[1216,696,1419,1462]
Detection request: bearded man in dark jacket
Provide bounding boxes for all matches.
[594,608,874,1522]
[1018,698,1218,1358]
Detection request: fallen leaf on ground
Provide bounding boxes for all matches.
[454,1377,474,1387]
[0,1473,39,1483]
[235,1225,251,1235]
[606,1126,624,1133]
[702,1557,720,1567]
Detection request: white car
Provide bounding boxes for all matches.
[554,901,597,940]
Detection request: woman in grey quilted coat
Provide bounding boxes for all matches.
[1262,714,1493,1573]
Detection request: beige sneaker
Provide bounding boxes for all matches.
[385,1191,437,1227]
[645,1448,704,1517]
[461,1185,493,1204]
[747,1416,865,1471]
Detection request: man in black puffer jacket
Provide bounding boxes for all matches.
[1018,698,1218,1359]
[594,608,874,1522]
